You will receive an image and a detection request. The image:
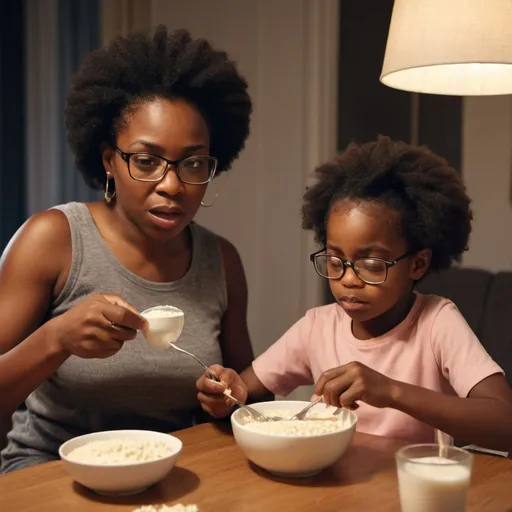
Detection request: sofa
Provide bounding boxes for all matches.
[416,267,512,456]
[416,267,512,386]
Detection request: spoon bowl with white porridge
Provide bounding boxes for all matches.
[140,305,185,349]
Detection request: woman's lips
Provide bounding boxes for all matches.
[148,209,183,229]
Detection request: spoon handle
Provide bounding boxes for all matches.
[168,342,269,421]
[169,342,220,382]
[291,397,324,420]
[223,391,267,421]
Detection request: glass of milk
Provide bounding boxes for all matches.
[140,305,185,349]
[396,444,473,512]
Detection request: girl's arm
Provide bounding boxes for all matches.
[197,305,319,417]
[315,301,512,452]
[316,362,512,451]
[392,373,512,451]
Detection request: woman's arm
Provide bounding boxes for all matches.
[197,303,319,416]
[0,209,144,421]
[217,236,255,372]
[0,210,72,418]
[195,236,272,417]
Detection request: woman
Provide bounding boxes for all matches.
[0,26,254,472]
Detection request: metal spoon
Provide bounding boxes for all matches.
[290,397,344,420]
[168,342,284,422]
[289,397,324,420]
[222,390,286,422]
[169,342,220,381]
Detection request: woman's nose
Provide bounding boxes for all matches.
[155,167,183,196]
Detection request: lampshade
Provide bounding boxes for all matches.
[380,0,512,96]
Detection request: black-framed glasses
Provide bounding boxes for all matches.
[115,147,218,184]
[310,249,414,285]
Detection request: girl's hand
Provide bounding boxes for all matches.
[315,362,400,409]
[196,364,248,418]
[48,294,146,358]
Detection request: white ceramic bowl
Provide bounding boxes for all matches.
[231,400,357,477]
[59,429,182,495]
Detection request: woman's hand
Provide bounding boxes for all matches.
[196,364,248,418]
[48,294,146,358]
[315,361,399,409]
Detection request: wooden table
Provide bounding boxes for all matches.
[1,423,511,511]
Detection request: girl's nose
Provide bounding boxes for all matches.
[340,265,364,287]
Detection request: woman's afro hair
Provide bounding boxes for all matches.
[65,25,252,189]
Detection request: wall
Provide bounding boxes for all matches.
[462,96,512,272]
[338,0,462,166]
[100,0,150,45]
[150,0,339,399]
[336,0,512,273]
[95,2,512,400]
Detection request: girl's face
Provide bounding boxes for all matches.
[102,97,211,243]
[325,199,430,336]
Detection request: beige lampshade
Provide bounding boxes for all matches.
[380,0,512,96]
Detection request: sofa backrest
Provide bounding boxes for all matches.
[417,267,512,386]
[479,272,512,386]
[416,267,493,336]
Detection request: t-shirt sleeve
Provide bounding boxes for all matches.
[251,311,315,396]
[430,301,504,397]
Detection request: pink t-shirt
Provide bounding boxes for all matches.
[252,293,503,443]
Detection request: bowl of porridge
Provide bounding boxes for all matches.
[59,430,182,495]
[231,400,357,477]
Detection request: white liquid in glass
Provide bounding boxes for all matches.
[398,456,470,512]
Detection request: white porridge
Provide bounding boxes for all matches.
[133,505,198,512]
[67,438,175,465]
[241,409,349,436]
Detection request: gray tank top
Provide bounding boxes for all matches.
[1,202,227,472]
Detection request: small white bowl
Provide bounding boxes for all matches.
[59,430,182,496]
[231,400,357,477]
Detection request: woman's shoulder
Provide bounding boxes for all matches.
[216,235,241,266]
[0,206,74,301]
[2,207,71,261]
[192,222,242,266]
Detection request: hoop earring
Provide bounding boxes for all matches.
[200,193,218,208]
[200,183,218,208]
[104,174,116,204]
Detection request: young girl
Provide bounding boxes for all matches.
[197,135,512,451]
